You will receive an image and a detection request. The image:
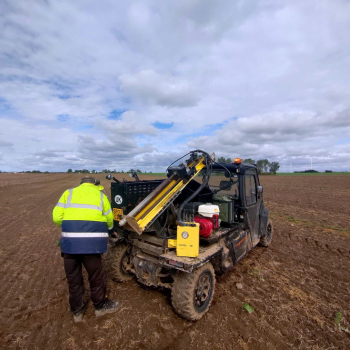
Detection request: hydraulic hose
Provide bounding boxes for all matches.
[171,148,235,225]
[166,151,191,174]
[176,176,210,224]
[156,209,170,239]
[176,150,212,224]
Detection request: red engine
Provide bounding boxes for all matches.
[194,214,219,237]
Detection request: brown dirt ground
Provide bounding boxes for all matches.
[0,173,349,350]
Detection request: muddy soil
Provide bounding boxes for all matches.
[0,173,349,350]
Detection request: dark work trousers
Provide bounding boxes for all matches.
[63,253,106,312]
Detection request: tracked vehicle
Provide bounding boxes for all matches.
[105,150,273,320]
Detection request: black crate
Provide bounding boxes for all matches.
[111,180,164,216]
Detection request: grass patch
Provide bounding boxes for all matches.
[249,268,265,282]
[321,224,350,234]
[334,311,350,335]
[335,311,343,325]
[242,303,254,314]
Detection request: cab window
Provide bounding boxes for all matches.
[197,169,239,199]
[245,175,257,205]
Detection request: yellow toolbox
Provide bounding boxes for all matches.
[176,223,199,257]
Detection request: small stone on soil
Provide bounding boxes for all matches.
[235,283,243,290]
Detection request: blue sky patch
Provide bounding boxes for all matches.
[336,138,350,145]
[56,94,71,100]
[208,122,225,132]
[198,122,225,136]
[173,122,225,144]
[0,98,11,112]
[108,109,127,120]
[57,114,70,122]
[152,122,174,129]
[75,124,93,131]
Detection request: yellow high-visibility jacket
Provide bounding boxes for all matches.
[53,183,114,254]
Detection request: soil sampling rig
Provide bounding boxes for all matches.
[105,150,273,320]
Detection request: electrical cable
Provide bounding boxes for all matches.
[165,151,191,174]
[155,209,170,239]
[176,150,213,224]
[163,149,236,232]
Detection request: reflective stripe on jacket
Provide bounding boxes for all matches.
[52,183,114,254]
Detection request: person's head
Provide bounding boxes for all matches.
[80,176,100,186]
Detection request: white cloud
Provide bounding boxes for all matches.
[0,0,350,172]
[99,111,158,136]
[188,109,350,170]
[119,70,199,107]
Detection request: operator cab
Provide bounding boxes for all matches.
[171,159,263,242]
[175,161,248,226]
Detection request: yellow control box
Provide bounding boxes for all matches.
[113,208,123,221]
[167,239,177,248]
[176,224,199,257]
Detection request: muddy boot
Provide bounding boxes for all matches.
[95,298,120,317]
[73,301,89,323]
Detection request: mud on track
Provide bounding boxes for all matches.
[0,173,349,350]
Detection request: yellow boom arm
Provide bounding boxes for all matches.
[119,154,206,234]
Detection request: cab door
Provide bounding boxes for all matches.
[244,168,261,246]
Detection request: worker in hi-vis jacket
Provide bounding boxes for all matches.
[53,176,120,322]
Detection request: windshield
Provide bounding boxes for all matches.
[196,169,239,199]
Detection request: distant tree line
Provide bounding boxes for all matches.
[217,157,280,174]
[67,169,91,173]
[294,170,336,173]
[67,168,143,174]
[294,169,319,173]
[22,170,49,173]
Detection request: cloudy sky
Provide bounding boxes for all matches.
[1,0,350,172]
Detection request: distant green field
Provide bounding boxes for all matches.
[276,172,350,176]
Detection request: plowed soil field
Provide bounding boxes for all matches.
[0,173,349,350]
